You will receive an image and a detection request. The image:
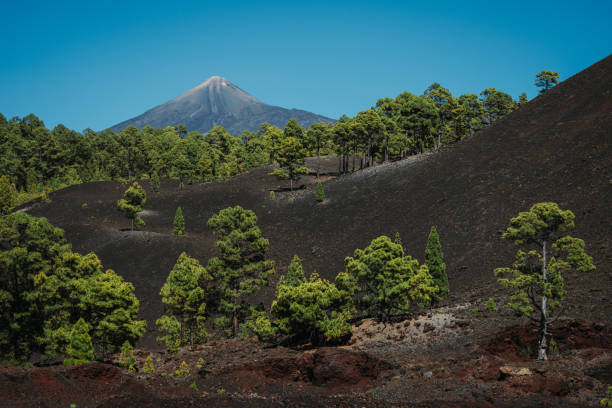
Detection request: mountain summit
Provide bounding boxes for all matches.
[109,77,334,135]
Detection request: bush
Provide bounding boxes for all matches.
[486,298,496,312]
[272,272,352,345]
[142,355,155,374]
[175,361,190,377]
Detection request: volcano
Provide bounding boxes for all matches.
[109,76,334,135]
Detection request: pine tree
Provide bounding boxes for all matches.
[119,340,136,371]
[64,318,94,366]
[495,202,594,360]
[157,252,209,349]
[315,182,325,202]
[117,182,146,231]
[0,175,15,215]
[283,255,306,287]
[425,226,449,301]
[206,206,275,337]
[150,170,160,193]
[535,70,560,94]
[142,355,155,374]
[336,235,438,320]
[272,272,352,345]
[0,213,72,361]
[173,207,185,235]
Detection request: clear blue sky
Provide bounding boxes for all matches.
[1,0,610,132]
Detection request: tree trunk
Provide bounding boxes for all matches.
[232,291,239,337]
[538,240,548,360]
[316,144,320,179]
[131,218,134,231]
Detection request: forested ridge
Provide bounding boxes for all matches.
[0,83,523,205]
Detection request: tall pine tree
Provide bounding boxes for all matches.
[425,226,449,301]
[205,206,275,336]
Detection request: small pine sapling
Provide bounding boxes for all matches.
[173,207,185,235]
[142,355,155,374]
[119,340,137,372]
[150,171,161,193]
[315,182,325,202]
[486,298,497,312]
[63,318,94,366]
[175,361,190,377]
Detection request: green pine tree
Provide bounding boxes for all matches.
[425,226,449,301]
[119,340,136,371]
[64,318,94,366]
[173,207,185,235]
[205,206,275,337]
[315,182,325,202]
[117,182,146,231]
[495,202,594,360]
[272,272,352,345]
[0,175,15,215]
[283,255,306,287]
[336,235,438,320]
[157,252,209,350]
[150,170,160,193]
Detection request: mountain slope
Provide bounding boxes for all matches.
[28,55,612,345]
[109,76,334,135]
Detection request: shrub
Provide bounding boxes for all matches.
[142,355,155,374]
[175,361,190,377]
[486,298,496,312]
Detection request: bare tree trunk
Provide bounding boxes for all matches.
[538,241,548,360]
[316,144,320,179]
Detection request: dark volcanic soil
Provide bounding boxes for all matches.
[1,315,610,407]
[10,55,612,406]
[24,55,612,344]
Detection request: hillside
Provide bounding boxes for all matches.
[7,54,612,408]
[109,76,335,135]
[26,55,612,340]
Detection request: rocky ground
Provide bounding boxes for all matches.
[1,307,610,407]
